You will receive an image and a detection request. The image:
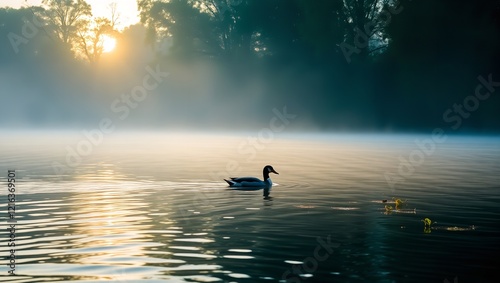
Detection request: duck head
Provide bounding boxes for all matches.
[265,165,279,174]
[263,165,279,180]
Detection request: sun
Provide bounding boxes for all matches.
[102,35,116,53]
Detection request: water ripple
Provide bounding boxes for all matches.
[0,134,499,282]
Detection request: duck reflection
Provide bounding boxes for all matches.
[263,187,272,200]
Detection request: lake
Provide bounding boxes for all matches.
[0,132,499,282]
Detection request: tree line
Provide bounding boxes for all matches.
[1,0,499,131]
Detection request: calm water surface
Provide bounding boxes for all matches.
[0,132,499,283]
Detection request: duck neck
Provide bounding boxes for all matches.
[263,169,270,180]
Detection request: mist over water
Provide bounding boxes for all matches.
[1,132,499,282]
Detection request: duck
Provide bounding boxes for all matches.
[224,165,279,188]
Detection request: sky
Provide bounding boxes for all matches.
[0,0,140,30]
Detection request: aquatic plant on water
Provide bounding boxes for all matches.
[422,217,433,233]
[392,197,407,209]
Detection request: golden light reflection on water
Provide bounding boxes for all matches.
[59,181,158,280]
[73,162,130,182]
[40,173,227,281]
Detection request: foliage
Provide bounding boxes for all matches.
[41,0,92,45]
[76,17,114,64]
[39,0,119,64]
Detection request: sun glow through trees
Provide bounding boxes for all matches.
[102,35,116,53]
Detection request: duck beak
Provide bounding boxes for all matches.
[272,169,279,175]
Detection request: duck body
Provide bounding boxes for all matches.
[225,177,273,188]
[224,165,278,188]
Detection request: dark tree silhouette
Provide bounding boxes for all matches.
[41,0,92,45]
